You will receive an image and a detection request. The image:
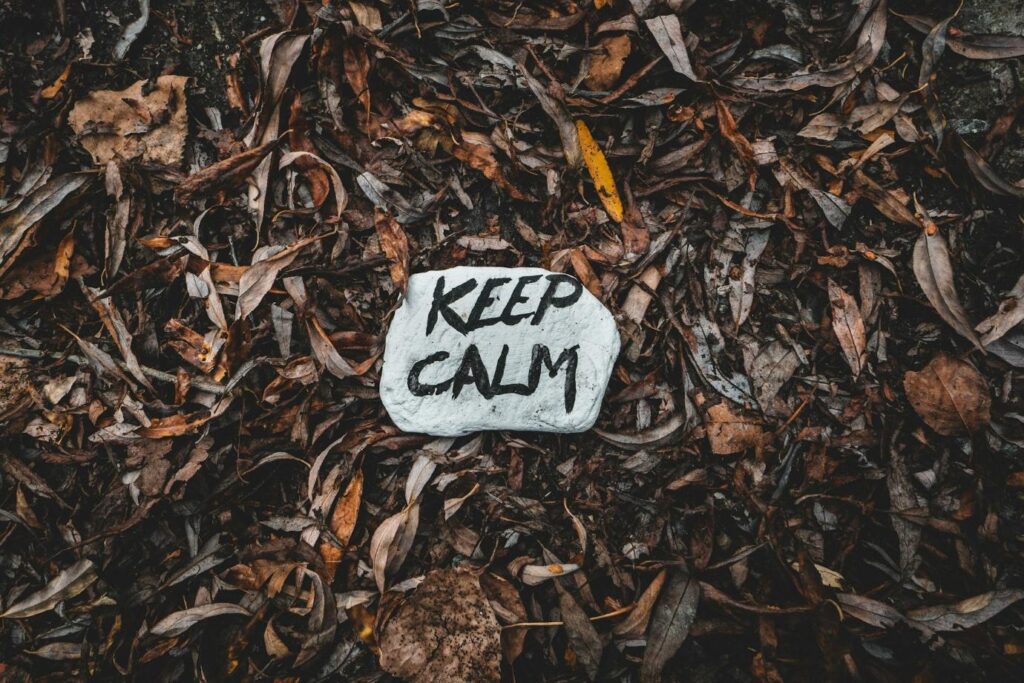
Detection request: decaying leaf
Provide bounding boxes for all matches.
[912,218,983,351]
[903,353,991,435]
[828,280,867,378]
[644,15,699,81]
[150,603,251,638]
[68,76,188,166]
[377,568,501,683]
[640,568,700,683]
[703,400,764,455]
[0,559,96,619]
[375,208,411,294]
[585,34,631,90]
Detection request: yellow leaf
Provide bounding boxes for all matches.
[41,64,72,99]
[575,119,624,223]
[594,0,610,9]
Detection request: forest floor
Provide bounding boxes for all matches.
[1,0,1024,681]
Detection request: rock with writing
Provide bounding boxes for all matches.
[381,267,620,436]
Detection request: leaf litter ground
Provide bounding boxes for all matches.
[1,0,1024,680]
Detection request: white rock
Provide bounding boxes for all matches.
[380,266,620,436]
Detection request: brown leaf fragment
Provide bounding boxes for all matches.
[452,132,530,201]
[828,280,867,378]
[703,401,764,455]
[68,75,188,166]
[174,140,280,203]
[614,569,667,639]
[903,353,991,435]
[479,572,528,663]
[236,236,320,320]
[585,34,631,90]
[715,100,755,169]
[851,171,920,226]
[912,222,983,350]
[374,209,411,294]
[976,273,1024,345]
[377,568,501,683]
[640,568,700,683]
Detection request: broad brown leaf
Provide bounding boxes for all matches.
[903,353,991,435]
[377,568,501,683]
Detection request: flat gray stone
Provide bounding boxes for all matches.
[380,266,620,436]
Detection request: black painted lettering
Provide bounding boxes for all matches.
[466,277,511,331]
[528,344,579,412]
[407,351,452,396]
[450,345,493,399]
[500,275,542,325]
[531,274,583,325]
[491,345,531,396]
[426,277,477,336]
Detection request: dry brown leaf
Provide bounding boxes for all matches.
[452,132,530,201]
[321,468,363,580]
[614,569,667,639]
[68,75,188,166]
[377,568,501,683]
[704,401,764,455]
[640,568,700,683]
[903,353,991,436]
[585,34,631,90]
[555,581,603,681]
[478,572,528,663]
[912,219,983,351]
[374,208,411,294]
[175,140,280,203]
[236,236,320,321]
[828,280,867,378]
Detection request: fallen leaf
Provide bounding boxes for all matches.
[976,273,1024,345]
[576,119,624,222]
[828,280,867,378]
[68,75,188,166]
[150,603,251,637]
[375,208,410,294]
[614,569,667,639]
[640,568,700,683]
[585,34,632,90]
[0,559,96,619]
[555,581,603,681]
[704,401,764,455]
[377,568,502,683]
[903,353,991,435]
[906,590,1024,632]
[645,15,699,81]
[912,218,983,350]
